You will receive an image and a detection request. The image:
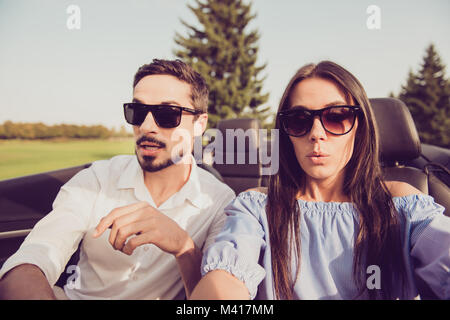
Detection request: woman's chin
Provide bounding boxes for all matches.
[303,167,336,181]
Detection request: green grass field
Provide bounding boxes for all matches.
[0,139,135,181]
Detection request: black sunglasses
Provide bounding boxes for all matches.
[278,105,361,137]
[123,103,203,128]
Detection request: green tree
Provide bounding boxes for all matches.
[396,44,450,148]
[0,121,120,140]
[2,121,19,139]
[174,0,271,128]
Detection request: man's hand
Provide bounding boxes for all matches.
[93,201,194,257]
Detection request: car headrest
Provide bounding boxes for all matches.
[213,118,262,177]
[369,98,421,162]
[216,118,261,152]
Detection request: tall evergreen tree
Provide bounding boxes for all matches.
[397,44,450,148]
[174,0,270,128]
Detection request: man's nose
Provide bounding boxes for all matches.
[307,117,327,142]
[138,111,159,134]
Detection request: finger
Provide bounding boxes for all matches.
[93,201,148,238]
[122,232,154,256]
[113,220,147,251]
[112,210,158,251]
[108,208,148,247]
[108,205,158,247]
[95,202,146,239]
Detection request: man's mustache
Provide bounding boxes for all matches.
[136,136,166,148]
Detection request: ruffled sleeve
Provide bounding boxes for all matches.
[395,194,449,299]
[201,191,267,299]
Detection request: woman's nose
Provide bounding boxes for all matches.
[308,117,327,142]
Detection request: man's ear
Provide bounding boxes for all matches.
[194,113,208,136]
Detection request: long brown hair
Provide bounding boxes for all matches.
[267,61,407,299]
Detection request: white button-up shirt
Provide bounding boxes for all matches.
[0,155,235,299]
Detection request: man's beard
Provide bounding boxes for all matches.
[136,151,175,172]
[135,135,185,173]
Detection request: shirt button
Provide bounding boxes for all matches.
[143,246,149,252]
[132,275,138,281]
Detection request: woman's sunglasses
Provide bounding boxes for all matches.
[123,103,203,128]
[278,105,361,137]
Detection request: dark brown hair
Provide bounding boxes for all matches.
[133,59,209,113]
[267,61,407,299]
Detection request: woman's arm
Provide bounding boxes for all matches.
[190,270,249,300]
[389,183,449,299]
[190,191,268,300]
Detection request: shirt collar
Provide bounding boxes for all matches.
[179,155,205,208]
[116,155,206,209]
[116,156,143,190]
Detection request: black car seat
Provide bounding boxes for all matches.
[213,118,263,194]
[370,98,449,216]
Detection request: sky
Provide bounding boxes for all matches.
[0,0,449,130]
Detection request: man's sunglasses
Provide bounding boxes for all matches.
[123,103,203,128]
[278,105,361,137]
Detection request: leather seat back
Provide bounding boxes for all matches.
[213,118,263,194]
[370,98,449,216]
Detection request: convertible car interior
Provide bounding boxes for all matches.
[0,97,448,298]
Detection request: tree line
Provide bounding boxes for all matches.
[0,121,132,140]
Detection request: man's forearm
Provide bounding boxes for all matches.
[175,240,203,299]
[0,264,56,300]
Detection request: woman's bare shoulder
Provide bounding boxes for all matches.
[244,187,268,194]
[385,181,423,197]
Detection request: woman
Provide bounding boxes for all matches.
[190,61,449,300]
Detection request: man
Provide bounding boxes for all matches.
[0,59,235,299]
